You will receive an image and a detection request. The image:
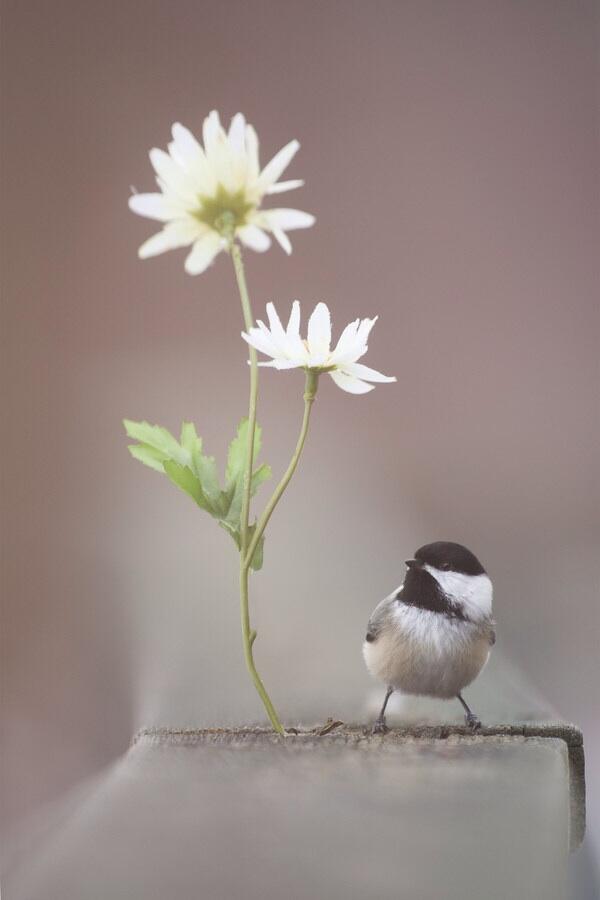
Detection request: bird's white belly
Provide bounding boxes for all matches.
[362,605,490,699]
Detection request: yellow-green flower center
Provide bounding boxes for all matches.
[193,185,255,236]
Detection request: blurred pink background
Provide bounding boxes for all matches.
[2,0,598,874]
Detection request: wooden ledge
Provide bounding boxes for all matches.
[133,721,585,850]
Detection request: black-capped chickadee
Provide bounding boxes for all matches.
[363,542,495,733]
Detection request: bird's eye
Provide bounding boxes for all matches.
[441,562,451,571]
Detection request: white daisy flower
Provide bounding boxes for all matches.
[242,302,397,394]
[128,111,315,275]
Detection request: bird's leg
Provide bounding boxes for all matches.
[372,686,394,735]
[457,693,481,730]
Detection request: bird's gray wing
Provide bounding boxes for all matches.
[365,589,400,643]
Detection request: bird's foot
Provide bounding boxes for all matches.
[371,719,388,735]
[465,712,482,731]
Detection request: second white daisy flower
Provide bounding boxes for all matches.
[242,302,396,394]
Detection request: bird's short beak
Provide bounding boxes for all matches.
[405,559,422,569]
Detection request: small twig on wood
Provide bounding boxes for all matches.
[317,719,344,736]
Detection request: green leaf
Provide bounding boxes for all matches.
[220,461,272,527]
[226,418,261,488]
[124,416,270,570]
[221,419,271,525]
[163,460,213,512]
[180,421,202,459]
[222,479,244,526]
[127,444,169,473]
[219,519,241,549]
[246,523,265,571]
[251,463,272,494]
[219,520,265,571]
[197,455,223,512]
[179,421,223,512]
[124,420,189,467]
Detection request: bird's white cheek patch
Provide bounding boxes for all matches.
[423,567,493,620]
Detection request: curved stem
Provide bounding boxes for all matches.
[239,565,284,734]
[230,242,284,735]
[245,370,319,570]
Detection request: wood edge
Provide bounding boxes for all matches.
[130,722,585,849]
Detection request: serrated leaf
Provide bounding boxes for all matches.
[127,444,169,473]
[219,519,241,548]
[251,541,264,571]
[226,418,261,488]
[124,420,190,467]
[180,421,202,458]
[178,421,223,512]
[125,416,269,570]
[222,463,271,526]
[251,463,272,494]
[220,485,240,527]
[197,455,224,512]
[219,521,265,571]
[221,420,271,525]
[246,523,265,571]
[163,460,213,512]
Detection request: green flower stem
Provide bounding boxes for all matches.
[238,562,285,734]
[244,370,319,571]
[230,241,284,735]
[229,241,257,552]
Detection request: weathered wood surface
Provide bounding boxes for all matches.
[134,720,585,851]
[4,730,579,900]
[2,655,586,900]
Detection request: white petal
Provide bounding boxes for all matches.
[169,218,207,241]
[241,329,278,358]
[342,362,396,383]
[285,301,307,360]
[329,319,361,363]
[259,358,301,370]
[255,320,283,356]
[171,122,202,163]
[202,110,223,156]
[307,303,332,357]
[267,179,304,194]
[263,208,315,231]
[330,316,379,365]
[184,232,223,275]
[238,225,271,253]
[149,147,198,208]
[167,139,185,168]
[329,370,374,394]
[138,222,195,259]
[149,148,196,202]
[138,231,177,259]
[356,316,378,346]
[245,124,260,180]
[266,302,288,347]
[286,301,301,338]
[171,123,215,192]
[149,147,175,179]
[272,228,292,255]
[257,140,300,191]
[128,193,179,222]
[228,113,246,154]
[202,111,236,188]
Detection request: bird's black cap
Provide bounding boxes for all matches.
[413,541,486,576]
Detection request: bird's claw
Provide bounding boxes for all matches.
[371,720,388,735]
[465,713,482,731]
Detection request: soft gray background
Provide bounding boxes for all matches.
[2,0,598,881]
